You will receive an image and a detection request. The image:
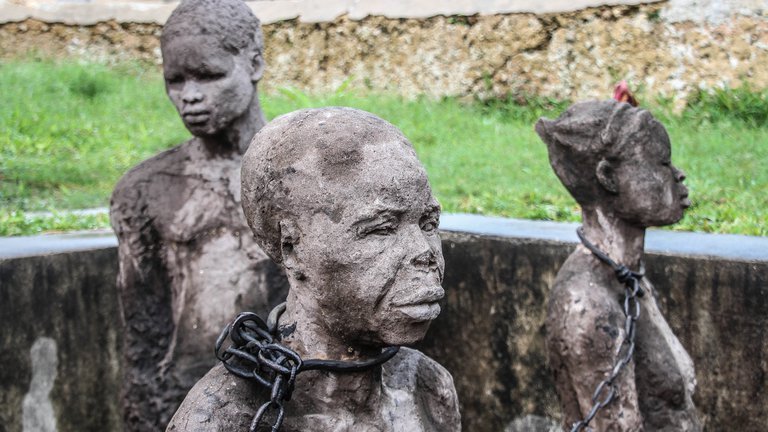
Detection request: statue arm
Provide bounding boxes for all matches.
[111,181,176,430]
[412,350,462,431]
[426,363,462,432]
[166,365,258,432]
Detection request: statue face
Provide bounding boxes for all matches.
[292,140,444,347]
[611,123,690,227]
[162,35,255,137]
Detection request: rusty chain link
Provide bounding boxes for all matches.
[570,227,645,432]
[214,303,400,432]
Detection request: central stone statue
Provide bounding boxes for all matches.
[110,0,285,429]
[536,100,701,431]
[167,107,461,431]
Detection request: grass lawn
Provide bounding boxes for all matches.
[1,59,766,236]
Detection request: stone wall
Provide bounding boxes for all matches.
[1,218,766,431]
[0,247,123,432]
[1,0,767,106]
[420,232,768,431]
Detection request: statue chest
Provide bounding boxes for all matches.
[634,280,698,418]
[279,394,436,432]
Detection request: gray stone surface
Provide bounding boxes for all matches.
[441,214,768,262]
[3,215,766,262]
[0,230,116,259]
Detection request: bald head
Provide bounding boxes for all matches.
[242,107,420,262]
[161,0,264,56]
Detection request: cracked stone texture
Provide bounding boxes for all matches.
[1,3,767,105]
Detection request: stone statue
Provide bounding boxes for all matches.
[536,100,701,431]
[109,1,286,429]
[166,107,462,432]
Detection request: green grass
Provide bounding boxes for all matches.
[0,211,110,236]
[1,59,766,236]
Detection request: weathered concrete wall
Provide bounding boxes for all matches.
[1,219,767,431]
[1,0,766,106]
[0,247,123,432]
[419,231,768,431]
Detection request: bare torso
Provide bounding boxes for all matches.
[111,139,287,430]
[166,347,461,432]
[546,248,700,431]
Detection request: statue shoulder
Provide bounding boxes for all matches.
[111,143,189,206]
[547,251,627,364]
[549,250,617,308]
[110,142,190,229]
[166,364,263,432]
[383,347,461,431]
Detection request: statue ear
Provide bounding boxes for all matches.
[279,219,304,279]
[596,159,619,194]
[250,50,265,83]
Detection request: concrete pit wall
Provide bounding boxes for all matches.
[1,217,767,431]
[0,247,123,432]
[420,231,768,431]
[1,0,767,107]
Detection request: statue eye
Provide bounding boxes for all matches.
[166,75,183,85]
[198,71,226,81]
[357,217,399,238]
[420,215,439,232]
[365,224,396,237]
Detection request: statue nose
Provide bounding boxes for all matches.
[411,250,432,266]
[411,249,439,271]
[181,83,204,104]
[674,167,686,182]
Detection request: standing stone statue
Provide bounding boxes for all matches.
[109,1,285,429]
[166,107,462,431]
[536,100,701,431]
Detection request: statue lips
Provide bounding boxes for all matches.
[392,286,445,322]
[681,193,691,209]
[679,184,691,208]
[183,109,211,125]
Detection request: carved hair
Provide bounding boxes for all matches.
[241,107,415,263]
[535,100,667,206]
[161,0,264,55]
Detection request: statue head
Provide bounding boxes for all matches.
[160,0,265,137]
[241,107,444,347]
[536,100,690,227]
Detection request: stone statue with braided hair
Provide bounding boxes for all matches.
[536,100,702,431]
[167,107,461,431]
[109,0,286,429]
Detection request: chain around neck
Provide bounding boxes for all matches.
[576,226,645,294]
[215,303,400,432]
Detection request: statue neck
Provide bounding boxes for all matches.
[580,206,646,270]
[197,93,266,158]
[278,291,384,411]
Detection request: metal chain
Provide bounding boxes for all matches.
[570,228,645,432]
[214,303,400,432]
